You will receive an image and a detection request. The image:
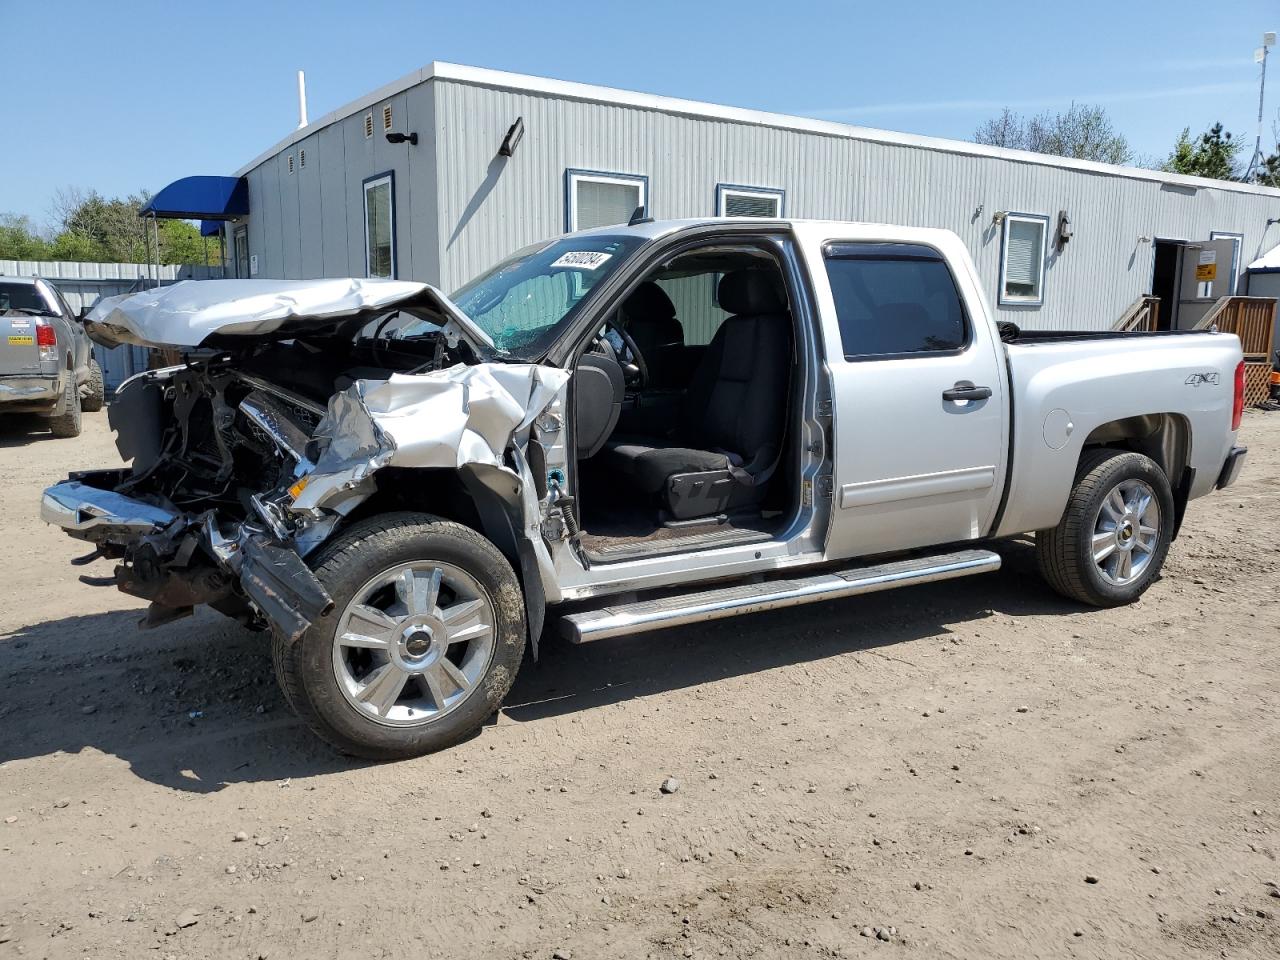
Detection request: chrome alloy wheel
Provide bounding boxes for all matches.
[331,561,497,727]
[1091,478,1160,586]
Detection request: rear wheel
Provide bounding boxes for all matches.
[1036,449,1174,607]
[81,359,105,413]
[47,373,82,438]
[273,513,526,759]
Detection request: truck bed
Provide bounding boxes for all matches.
[1001,326,1213,345]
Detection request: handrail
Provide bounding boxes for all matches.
[1194,296,1277,356]
[1114,295,1160,332]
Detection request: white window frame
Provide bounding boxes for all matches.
[565,169,648,232]
[998,212,1049,307]
[716,183,785,218]
[363,171,396,279]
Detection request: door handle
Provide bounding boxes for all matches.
[942,381,992,402]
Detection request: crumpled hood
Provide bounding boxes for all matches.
[84,277,496,354]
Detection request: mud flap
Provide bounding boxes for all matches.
[517,535,546,662]
[239,537,334,643]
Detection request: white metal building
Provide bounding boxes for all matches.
[169,62,1280,332]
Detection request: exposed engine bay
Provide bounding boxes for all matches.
[43,278,569,642]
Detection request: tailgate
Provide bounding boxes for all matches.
[0,311,43,376]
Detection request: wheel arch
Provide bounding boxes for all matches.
[336,465,547,656]
[1078,412,1192,537]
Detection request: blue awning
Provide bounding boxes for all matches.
[141,176,249,220]
[199,220,222,237]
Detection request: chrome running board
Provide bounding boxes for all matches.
[560,548,1001,644]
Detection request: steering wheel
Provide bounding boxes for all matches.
[601,317,649,389]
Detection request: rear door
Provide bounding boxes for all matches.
[0,280,52,377]
[1176,237,1238,329]
[805,230,1008,559]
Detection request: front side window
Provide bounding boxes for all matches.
[448,233,646,357]
[566,170,647,231]
[824,243,967,359]
[716,184,784,218]
[999,213,1047,305]
[364,172,395,278]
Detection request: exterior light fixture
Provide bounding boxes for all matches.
[499,117,525,157]
[386,131,418,145]
[1056,211,1073,250]
[991,211,1007,226]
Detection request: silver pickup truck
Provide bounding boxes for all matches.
[0,276,105,437]
[42,219,1247,759]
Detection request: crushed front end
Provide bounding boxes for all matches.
[43,362,339,636]
[41,277,570,641]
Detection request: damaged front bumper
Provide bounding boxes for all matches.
[41,472,332,639]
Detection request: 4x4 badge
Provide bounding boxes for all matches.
[1185,372,1220,387]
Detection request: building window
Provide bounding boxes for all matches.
[565,169,648,232]
[999,213,1048,306]
[363,172,395,279]
[824,243,968,360]
[716,184,784,218]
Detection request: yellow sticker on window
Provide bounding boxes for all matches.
[7,335,34,346]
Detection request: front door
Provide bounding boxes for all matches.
[1176,237,1238,329]
[812,234,1008,559]
[234,227,250,279]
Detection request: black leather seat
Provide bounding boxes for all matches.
[604,270,792,519]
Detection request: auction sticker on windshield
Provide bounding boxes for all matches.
[551,251,613,270]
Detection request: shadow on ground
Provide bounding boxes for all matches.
[0,412,56,447]
[0,540,1079,793]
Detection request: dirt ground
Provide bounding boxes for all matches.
[1,407,1278,960]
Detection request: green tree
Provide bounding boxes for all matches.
[1253,150,1280,187]
[0,214,52,260]
[1161,123,1242,181]
[974,103,1132,165]
[155,218,219,266]
[2,188,222,266]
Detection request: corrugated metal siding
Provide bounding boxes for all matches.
[235,73,1280,333]
[430,80,1280,330]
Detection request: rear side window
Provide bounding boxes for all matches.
[823,243,967,359]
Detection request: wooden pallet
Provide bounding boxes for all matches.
[1244,359,1274,407]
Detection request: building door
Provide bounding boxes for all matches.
[234,226,250,279]
[1176,237,1238,329]
[1150,240,1182,331]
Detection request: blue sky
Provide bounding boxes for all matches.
[2,0,1276,229]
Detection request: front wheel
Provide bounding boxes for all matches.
[1035,449,1174,607]
[273,513,526,759]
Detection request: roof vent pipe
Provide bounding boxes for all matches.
[297,70,308,129]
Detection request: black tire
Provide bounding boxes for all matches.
[273,512,526,760]
[1035,449,1175,607]
[81,359,105,413]
[46,373,82,438]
